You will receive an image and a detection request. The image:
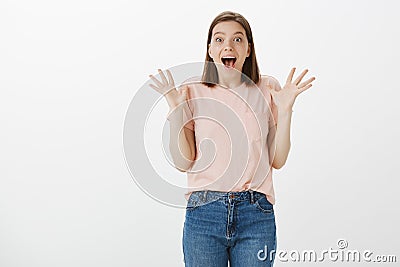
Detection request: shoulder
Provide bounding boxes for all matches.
[259,75,282,90]
[178,76,205,91]
[179,75,213,95]
[180,76,203,87]
[177,76,207,100]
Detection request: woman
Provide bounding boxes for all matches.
[149,11,315,267]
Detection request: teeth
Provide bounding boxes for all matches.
[221,56,236,68]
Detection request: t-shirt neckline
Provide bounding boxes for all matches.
[218,81,247,91]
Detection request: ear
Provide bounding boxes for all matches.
[208,44,213,59]
[247,43,251,57]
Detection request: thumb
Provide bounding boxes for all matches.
[181,87,188,98]
[176,88,187,102]
[268,86,277,97]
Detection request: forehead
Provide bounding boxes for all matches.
[212,21,246,35]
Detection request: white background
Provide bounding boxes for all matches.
[1,0,400,266]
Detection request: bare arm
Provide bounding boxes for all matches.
[268,109,293,169]
[167,105,196,172]
[149,69,196,172]
[268,68,316,169]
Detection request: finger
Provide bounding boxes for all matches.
[286,67,296,84]
[296,83,313,95]
[298,77,315,88]
[149,74,163,87]
[166,69,175,87]
[149,83,162,93]
[293,69,308,86]
[268,86,277,97]
[266,84,274,91]
[180,88,188,98]
[158,69,168,85]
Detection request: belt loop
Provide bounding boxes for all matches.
[249,189,254,204]
[203,190,207,202]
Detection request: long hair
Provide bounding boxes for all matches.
[202,11,260,87]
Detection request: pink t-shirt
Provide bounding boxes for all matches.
[176,75,281,204]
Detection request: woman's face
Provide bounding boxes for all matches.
[208,21,251,74]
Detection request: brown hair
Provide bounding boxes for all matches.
[202,11,260,87]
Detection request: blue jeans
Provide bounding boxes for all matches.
[183,190,277,267]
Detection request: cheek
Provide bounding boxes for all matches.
[235,45,249,57]
[209,46,220,58]
[212,44,222,50]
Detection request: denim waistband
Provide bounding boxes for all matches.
[188,189,266,207]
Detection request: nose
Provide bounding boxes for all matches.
[223,39,234,51]
[223,46,233,52]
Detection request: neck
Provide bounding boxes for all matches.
[217,71,243,88]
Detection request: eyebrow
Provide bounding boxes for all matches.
[213,31,245,36]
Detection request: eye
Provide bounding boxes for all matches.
[215,37,222,42]
[234,37,242,42]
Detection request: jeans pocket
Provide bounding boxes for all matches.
[185,193,198,211]
[186,200,198,211]
[254,195,274,214]
[185,192,220,212]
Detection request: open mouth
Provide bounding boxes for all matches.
[221,56,236,68]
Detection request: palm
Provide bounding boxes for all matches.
[269,68,315,111]
[149,69,187,108]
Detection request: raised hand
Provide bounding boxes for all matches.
[268,67,316,111]
[149,69,188,109]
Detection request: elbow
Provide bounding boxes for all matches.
[169,146,195,173]
[272,162,284,169]
[173,159,194,172]
[176,167,189,173]
[272,158,287,169]
[272,145,290,170]
[174,157,195,173]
